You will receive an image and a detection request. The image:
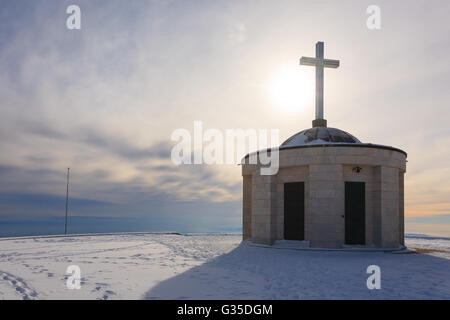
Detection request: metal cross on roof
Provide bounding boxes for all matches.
[300,42,340,127]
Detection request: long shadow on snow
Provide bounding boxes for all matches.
[143,241,450,300]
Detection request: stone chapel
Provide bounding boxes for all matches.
[242,42,407,249]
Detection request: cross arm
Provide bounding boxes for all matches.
[300,56,319,66]
[323,59,340,68]
[300,57,340,68]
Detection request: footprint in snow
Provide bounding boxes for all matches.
[100,290,116,300]
[0,271,39,300]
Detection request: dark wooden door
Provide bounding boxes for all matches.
[345,182,366,245]
[284,182,305,240]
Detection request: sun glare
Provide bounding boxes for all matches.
[267,66,314,113]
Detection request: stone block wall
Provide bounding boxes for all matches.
[242,175,252,240]
[250,174,277,244]
[308,164,345,248]
[242,145,407,249]
[399,171,405,245]
[380,166,400,248]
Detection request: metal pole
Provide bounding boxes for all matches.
[65,168,70,235]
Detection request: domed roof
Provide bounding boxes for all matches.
[281,127,361,147]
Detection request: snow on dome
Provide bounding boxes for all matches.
[281,127,361,147]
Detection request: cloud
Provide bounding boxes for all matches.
[407,214,450,225]
[0,0,449,235]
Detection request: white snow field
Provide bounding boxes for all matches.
[0,233,449,300]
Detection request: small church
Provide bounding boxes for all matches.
[242,42,407,249]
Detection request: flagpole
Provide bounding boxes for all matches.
[65,168,70,235]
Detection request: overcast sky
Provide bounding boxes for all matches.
[0,0,449,236]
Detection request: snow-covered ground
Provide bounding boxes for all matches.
[0,233,449,300]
